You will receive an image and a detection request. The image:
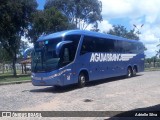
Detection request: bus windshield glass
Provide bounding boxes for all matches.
[32,37,62,72]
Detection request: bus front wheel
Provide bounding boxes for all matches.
[78,73,86,88]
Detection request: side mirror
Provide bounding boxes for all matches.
[56,41,72,57]
[23,48,33,59]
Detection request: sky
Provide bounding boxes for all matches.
[34,0,160,58]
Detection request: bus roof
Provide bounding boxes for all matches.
[37,29,140,43]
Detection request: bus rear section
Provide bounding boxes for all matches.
[77,35,145,81]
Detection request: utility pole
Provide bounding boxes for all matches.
[133,24,144,39]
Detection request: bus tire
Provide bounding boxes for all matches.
[78,72,86,88]
[54,85,61,90]
[127,67,132,78]
[132,66,137,77]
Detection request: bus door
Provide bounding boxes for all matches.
[56,41,75,85]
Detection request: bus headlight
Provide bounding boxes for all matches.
[31,73,35,78]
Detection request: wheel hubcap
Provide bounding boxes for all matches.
[81,76,85,84]
[128,69,131,77]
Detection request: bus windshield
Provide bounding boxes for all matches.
[32,38,62,72]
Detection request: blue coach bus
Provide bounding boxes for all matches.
[24,30,145,87]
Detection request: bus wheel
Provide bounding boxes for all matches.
[127,67,132,78]
[132,67,137,77]
[78,73,86,88]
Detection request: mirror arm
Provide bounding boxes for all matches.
[56,41,73,57]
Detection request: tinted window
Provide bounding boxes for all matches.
[64,35,81,60]
[65,35,80,47]
[115,40,144,53]
[137,43,144,53]
[81,36,143,54]
[122,41,133,53]
[81,36,96,54]
[105,39,115,52]
[81,36,116,54]
[130,42,139,53]
[115,40,124,53]
[63,48,70,63]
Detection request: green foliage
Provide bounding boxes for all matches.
[28,7,75,43]
[145,57,154,64]
[0,44,11,63]
[145,57,160,63]
[45,0,102,30]
[90,22,99,32]
[107,25,139,40]
[156,49,160,58]
[0,0,37,38]
[0,0,37,76]
[156,41,160,58]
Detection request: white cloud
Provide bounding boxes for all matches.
[144,44,158,58]
[101,0,132,18]
[86,20,112,33]
[100,0,160,57]
[98,20,113,32]
[140,25,160,58]
[86,24,93,31]
[140,28,159,44]
[100,0,160,21]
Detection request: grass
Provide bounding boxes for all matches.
[145,67,160,71]
[0,73,31,83]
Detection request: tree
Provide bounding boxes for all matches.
[0,43,12,73]
[0,0,37,76]
[156,49,160,58]
[107,25,139,40]
[156,40,160,58]
[151,56,157,67]
[90,22,99,32]
[28,7,75,43]
[44,0,102,30]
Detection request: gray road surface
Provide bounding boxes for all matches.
[0,71,160,119]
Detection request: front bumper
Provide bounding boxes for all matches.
[31,72,63,86]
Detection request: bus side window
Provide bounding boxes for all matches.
[80,36,95,55]
[104,39,115,52]
[137,43,145,53]
[64,35,81,59]
[80,41,88,55]
[115,40,123,53]
[63,48,70,63]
